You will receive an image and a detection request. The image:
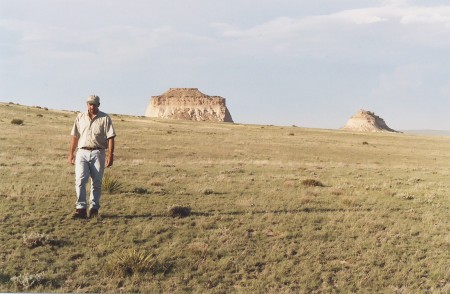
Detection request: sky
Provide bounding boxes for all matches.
[1,0,450,130]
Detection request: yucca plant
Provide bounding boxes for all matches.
[107,248,154,277]
[102,173,123,194]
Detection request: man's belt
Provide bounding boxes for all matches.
[81,147,102,150]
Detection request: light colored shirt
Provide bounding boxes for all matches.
[71,111,116,149]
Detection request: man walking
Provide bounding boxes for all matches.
[68,95,116,219]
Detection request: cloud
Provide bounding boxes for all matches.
[0,17,216,76]
[212,3,450,52]
[2,1,449,70]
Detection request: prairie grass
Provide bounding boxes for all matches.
[0,102,449,292]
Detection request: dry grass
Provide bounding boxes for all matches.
[22,232,51,249]
[0,102,449,293]
[10,272,45,291]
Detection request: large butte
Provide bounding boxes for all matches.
[145,88,233,123]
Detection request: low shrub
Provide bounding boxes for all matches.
[167,205,191,218]
[0,272,10,283]
[11,119,24,125]
[401,193,415,200]
[132,187,149,194]
[149,180,164,187]
[301,179,325,187]
[202,188,214,195]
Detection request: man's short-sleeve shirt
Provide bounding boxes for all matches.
[71,111,116,149]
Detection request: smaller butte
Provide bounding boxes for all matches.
[342,109,398,133]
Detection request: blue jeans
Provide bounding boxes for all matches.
[75,149,106,210]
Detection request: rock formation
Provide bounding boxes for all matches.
[342,109,398,132]
[145,88,233,122]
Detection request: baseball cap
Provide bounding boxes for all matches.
[86,95,100,105]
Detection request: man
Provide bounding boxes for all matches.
[68,95,116,219]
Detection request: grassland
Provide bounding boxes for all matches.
[0,102,449,293]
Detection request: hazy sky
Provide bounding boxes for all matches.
[1,0,450,129]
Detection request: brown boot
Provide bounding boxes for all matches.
[89,208,98,218]
[72,208,87,219]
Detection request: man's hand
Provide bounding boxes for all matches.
[68,154,75,165]
[106,153,114,167]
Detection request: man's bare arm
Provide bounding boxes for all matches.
[106,137,115,167]
[68,136,78,165]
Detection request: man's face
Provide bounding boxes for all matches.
[87,103,99,115]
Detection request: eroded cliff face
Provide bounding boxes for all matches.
[145,88,233,122]
[342,109,398,132]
